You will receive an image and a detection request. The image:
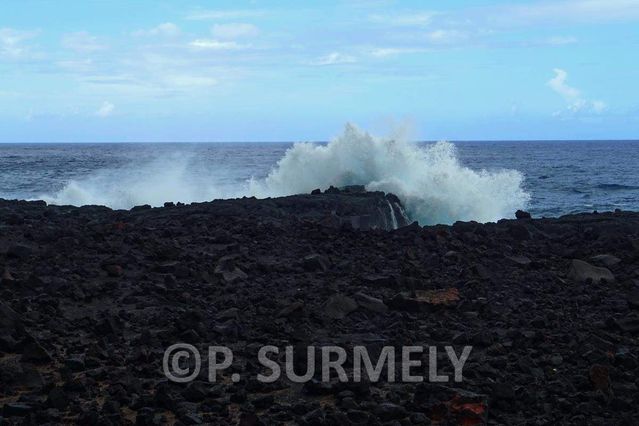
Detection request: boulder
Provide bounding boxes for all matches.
[590,254,621,267]
[323,294,358,319]
[214,255,248,283]
[515,210,532,219]
[568,259,615,283]
[354,292,388,314]
[0,301,25,351]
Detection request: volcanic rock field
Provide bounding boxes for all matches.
[1,188,638,425]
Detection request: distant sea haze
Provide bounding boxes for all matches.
[1,126,638,224]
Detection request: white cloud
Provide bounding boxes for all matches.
[165,75,217,87]
[370,47,426,57]
[591,100,607,113]
[95,101,115,117]
[186,9,266,20]
[133,23,180,37]
[188,39,248,50]
[211,23,259,39]
[425,30,468,45]
[62,32,107,53]
[548,68,606,115]
[369,12,436,27]
[0,28,39,58]
[548,69,580,99]
[545,36,578,45]
[490,0,639,25]
[311,52,356,66]
[57,58,94,73]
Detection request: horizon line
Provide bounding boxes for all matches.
[1,139,639,144]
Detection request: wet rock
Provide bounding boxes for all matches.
[568,259,615,283]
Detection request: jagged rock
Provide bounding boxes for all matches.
[6,244,33,258]
[354,292,388,313]
[1,270,15,284]
[508,224,531,241]
[214,255,248,283]
[0,194,639,424]
[515,210,532,219]
[568,259,615,283]
[323,294,358,319]
[507,255,532,266]
[374,403,407,421]
[22,341,53,363]
[104,264,123,277]
[589,365,610,391]
[590,254,621,267]
[277,301,304,317]
[65,354,86,372]
[47,387,69,410]
[2,403,33,417]
[303,254,329,272]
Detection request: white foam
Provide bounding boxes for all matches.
[386,200,399,229]
[40,154,226,210]
[41,123,530,224]
[250,123,530,224]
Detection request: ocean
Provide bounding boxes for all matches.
[1,127,638,225]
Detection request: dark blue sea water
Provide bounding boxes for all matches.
[1,139,638,223]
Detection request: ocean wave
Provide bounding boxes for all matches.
[249,123,530,224]
[41,123,530,224]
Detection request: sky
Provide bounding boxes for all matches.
[1,0,638,142]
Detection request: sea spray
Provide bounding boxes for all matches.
[41,123,530,224]
[250,123,530,224]
[40,154,226,209]
[386,200,399,230]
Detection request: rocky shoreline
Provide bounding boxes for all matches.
[1,189,638,425]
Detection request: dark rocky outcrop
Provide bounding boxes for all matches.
[0,193,638,424]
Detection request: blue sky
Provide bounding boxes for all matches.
[1,0,638,142]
